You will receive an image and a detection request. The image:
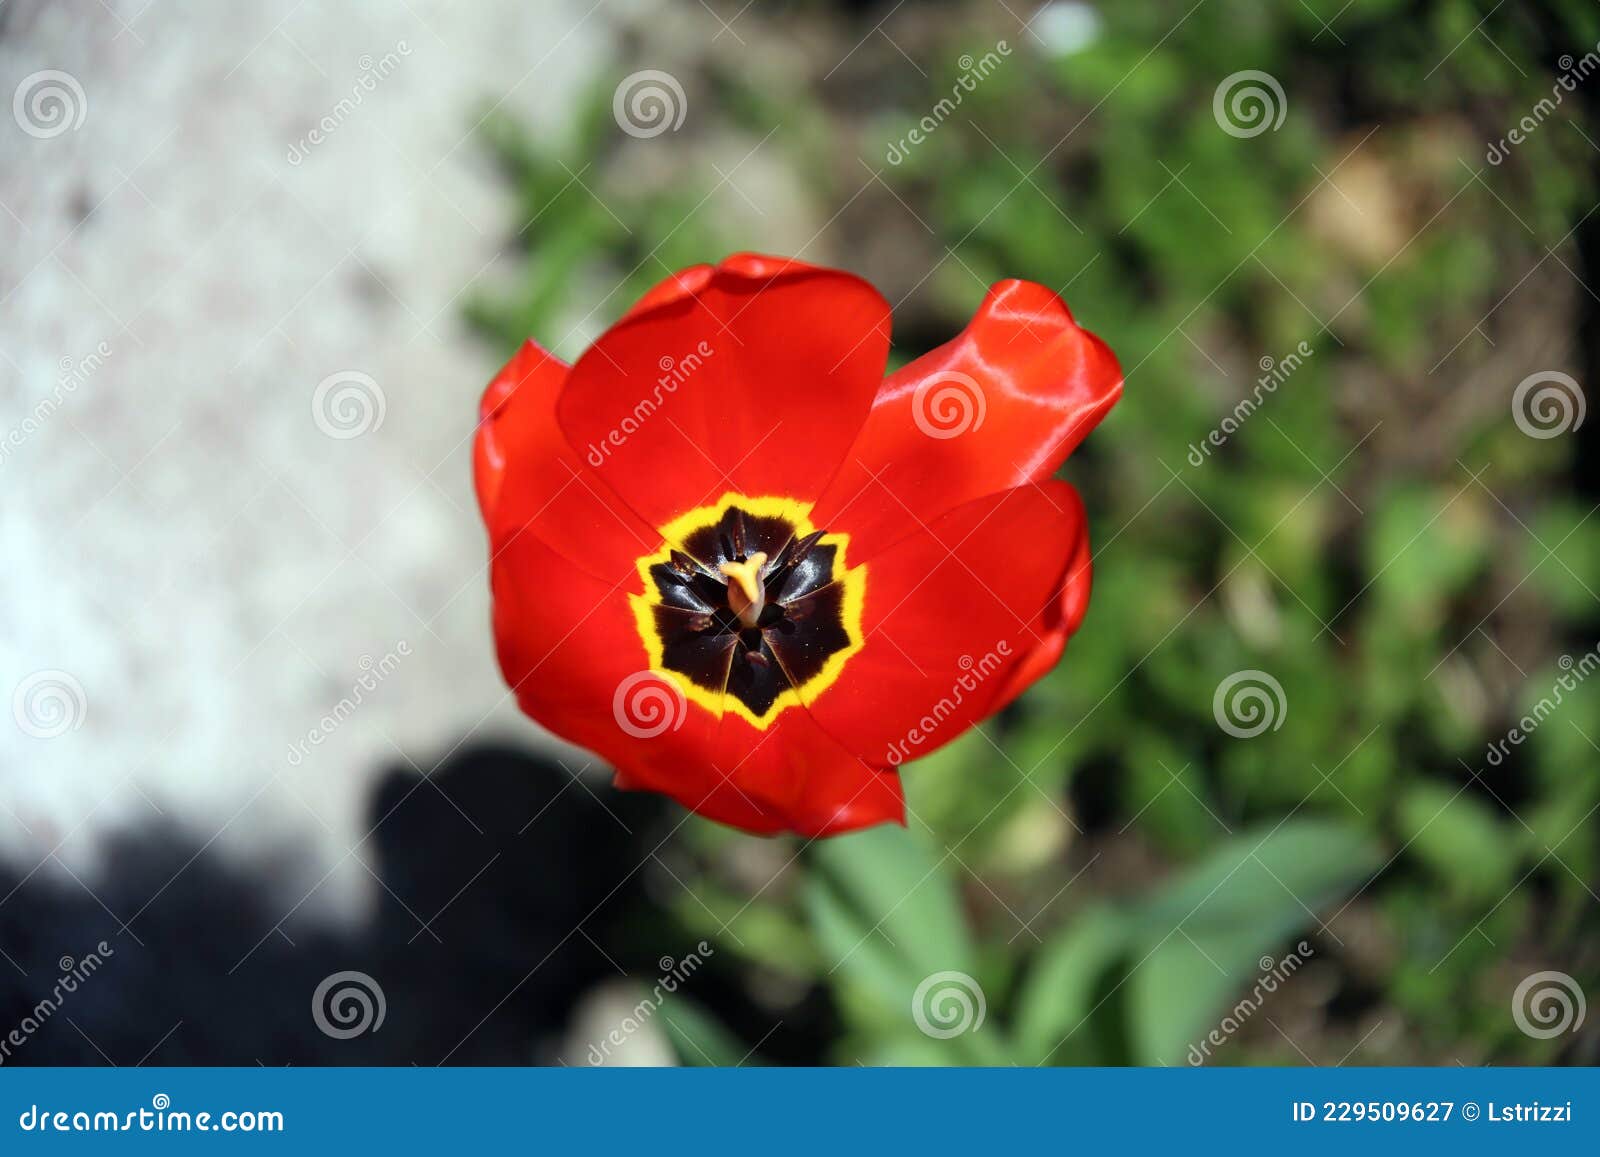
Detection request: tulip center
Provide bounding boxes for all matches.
[630,496,866,728]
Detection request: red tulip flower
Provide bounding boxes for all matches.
[475,254,1120,837]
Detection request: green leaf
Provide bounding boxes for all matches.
[658,998,756,1067]
[806,825,1007,1064]
[1123,820,1381,1065]
[804,863,919,1011]
[808,824,974,981]
[1013,906,1130,1064]
[1396,782,1517,905]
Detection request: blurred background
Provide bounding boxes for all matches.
[1,0,1597,1066]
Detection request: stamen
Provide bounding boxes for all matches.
[719,551,768,628]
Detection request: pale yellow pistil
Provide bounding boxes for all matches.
[719,552,769,628]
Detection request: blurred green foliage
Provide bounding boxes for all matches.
[473,0,1600,1064]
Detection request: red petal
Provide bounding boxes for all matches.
[704,710,906,837]
[475,339,658,583]
[620,264,712,322]
[475,339,565,522]
[792,740,906,835]
[611,768,788,836]
[813,280,1121,551]
[617,254,806,322]
[489,528,783,826]
[809,481,1087,766]
[989,484,1094,712]
[557,255,891,530]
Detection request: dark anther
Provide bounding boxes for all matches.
[668,549,703,576]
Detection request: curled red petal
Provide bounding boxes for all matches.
[813,279,1121,551]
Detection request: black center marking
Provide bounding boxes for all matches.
[646,505,852,719]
